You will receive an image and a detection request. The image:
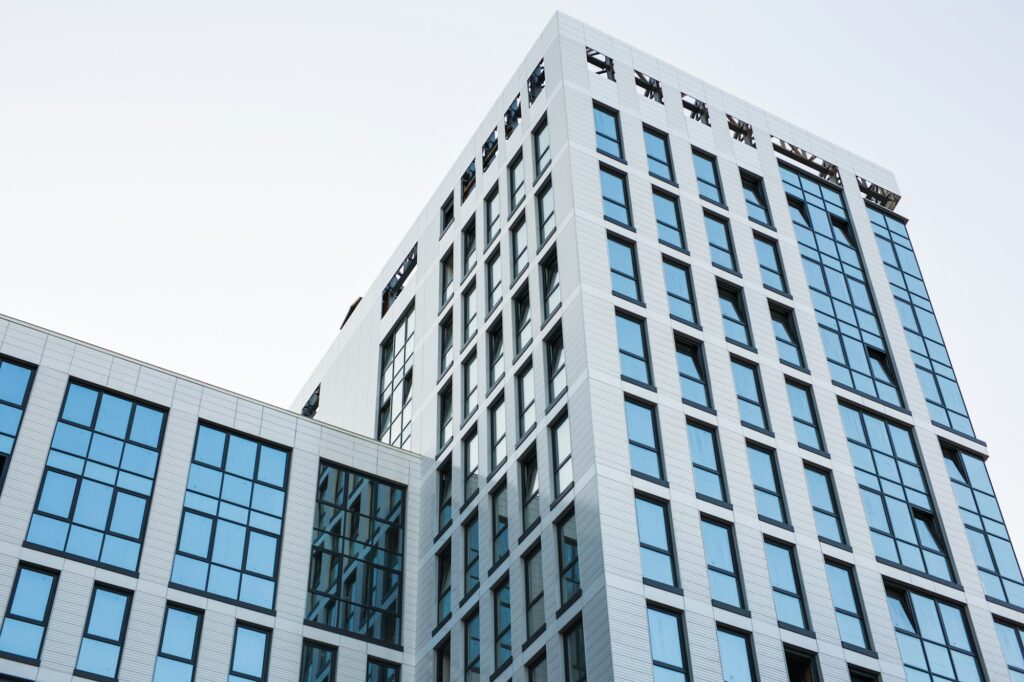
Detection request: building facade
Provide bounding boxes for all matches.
[2,11,1024,682]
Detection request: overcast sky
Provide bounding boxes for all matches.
[2,1,1023,544]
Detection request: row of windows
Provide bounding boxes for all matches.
[0,356,33,496]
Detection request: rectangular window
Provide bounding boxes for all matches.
[439,314,454,376]
[593,103,623,158]
[462,283,478,344]
[486,250,502,312]
[27,382,167,573]
[692,149,724,204]
[786,382,824,452]
[647,606,688,680]
[229,622,271,682]
[438,460,453,530]
[438,383,453,449]
[300,640,336,682]
[305,463,405,646]
[154,604,202,682]
[517,363,536,438]
[771,307,805,368]
[511,218,528,279]
[754,236,787,293]
[625,399,663,480]
[440,193,454,235]
[608,235,642,302]
[463,428,479,500]
[545,330,567,402]
[663,259,697,325]
[488,397,506,470]
[742,172,772,226]
[462,160,476,200]
[804,466,847,545]
[689,421,727,503]
[764,541,808,630]
[887,586,981,680]
[75,581,132,675]
[705,212,737,272]
[487,322,504,387]
[437,544,452,624]
[377,308,415,448]
[524,546,545,639]
[676,337,712,409]
[521,449,541,529]
[509,154,526,213]
[513,285,532,354]
[731,358,770,431]
[824,561,870,650]
[635,496,678,587]
[464,611,481,682]
[995,621,1024,680]
[840,405,951,580]
[748,444,787,524]
[534,118,551,176]
[463,219,477,276]
[654,191,686,250]
[528,656,548,682]
[600,167,632,227]
[616,313,652,386]
[366,659,400,682]
[718,284,752,347]
[563,619,588,682]
[0,564,58,663]
[485,185,500,244]
[492,481,509,564]
[785,648,821,682]
[552,414,573,497]
[717,628,756,682]
[644,127,674,182]
[170,424,288,610]
[541,254,561,319]
[701,518,744,609]
[558,511,581,604]
[464,515,480,594]
[537,182,555,244]
[494,578,512,669]
[462,352,478,417]
[0,356,34,494]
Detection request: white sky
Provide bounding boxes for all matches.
[2,1,1023,546]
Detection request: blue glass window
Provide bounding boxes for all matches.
[754,236,787,293]
[717,628,755,682]
[465,610,481,681]
[601,167,632,226]
[558,511,580,604]
[805,466,846,545]
[26,382,166,572]
[0,356,34,493]
[886,587,981,681]
[995,621,1024,681]
[731,359,770,431]
[688,422,726,503]
[564,619,587,682]
[300,640,336,682]
[616,313,652,385]
[742,173,772,226]
[171,424,288,610]
[608,236,642,302]
[869,206,973,436]
[786,382,824,452]
[494,578,512,669]
[306,462,405,646]
[625,399,663,480]
[464,514,480,594]
[593,104,623,158]
[771,307,805,368]
[525,545,545,639]
[492,481,509,564]
[377,307,414,448]
[692,149,724,204]
[840,405,951,580]
[718,285,752,347]
[154,604,202,682]
[367,658,401,682]
[635,495,677,587]
[701,519,744,608]
[644,127,674,181]
[705,213,737,272]
[825,561,870,650]
[764,541,808,630]
[944,446,1024,608]
[748,444,787,524]
[654,191,686,250]
[676,338,712,409]
[781,167,902,406]
[229,622,271,682]
[75,585,131,679]
[437,544,452,625]
[647,606,688,680]
[0,564,58,663]
[663,260,697,325]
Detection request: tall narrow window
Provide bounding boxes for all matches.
[0,564,58,663]
[600,167,632,226]
[692,149,724,204]
[804,466,847,545]
[593,104,623,158]
[509,154,526,213]
[154,604,202,682]
[525,546,545,639]
[689,422,727,503]
[705,212,738,272]
[300,640,336,682]
[644,127,674,182]
[486,250,502,312]
[485,186,500,244]
[367,659,400,682]
[824,561,870,650]
[438,460,453,530]
[786,382,824,452]
[528,656,548,682]
[463,428,479,500]
[625,399,664,480]
[439,314,454,376]
[563,619,588,682]
[513,285,532,354]
[521,449,541,529]
[676,337,712,409]
[494,578,512,669]
[764,541,809,630]
[491,482,510,567]
[435,641,451,682]
[517,363,536,438]
[437,544,452,624]
[754,236,787,294]
[537,182,556,244]
[731,358,770,431]
[887,586,981,681]
[27,382,167,573]
[654,191,686,250]
[229,622,271,682]
[608,236,642,302]
[464,611,481,682]
[534,117,551,176]
[487,322,504,387]
[771,307,805,368]
[635,496,678,587]
[546,330,567,401]
[438,383,453,449]
[462,352,478,417]
[541,254,561,319]
[440,193,454,236]
[748,444,787,524]
[617,313,653,386]
[465,515,480,594]
[488,396,506,470]
[718,284,752,347]
[511,218,528,279]
[0,356,34,494]
[462,282,478,343]
[663,259,697,325]
[701,519,744,609]
[558,512,581,604]
[742,173,772,225]
[463,219,478,276]
[377,308,415,448]
[995,621,1024,681]
[717,628,756,682]
[552,414,573,497]
[647,606,688,681]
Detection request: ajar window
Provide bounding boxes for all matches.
[608,235,642,302]
[717,628,756,682]
[625,399,663,481]
[440,249,455,309]
[675,336,712,410]
[485,185,501,244]
[663,259,697,326]
[654,191,685,251]
[551,413,573,497]
[509,153,526,214]
[771,306,805,368]
[600,166,632,227]
[647,606,689,680]
[492,481,509,564]
[546,329,567,402]
[533,117,551,176]
[537,181,556,244]
[557,511,581,604]
[494,578,512,669]
[764,541,809,631]
[437,546,452,624]
[754,235,788,294]
[521,448,541,529]
[593,103,623,159]
[786,381,825,452]
[689,421,727,503]
[705,211,738,272]
[742,172,772,226]
[692,149,724,205]
[825,561,871,650]
[643,126,674,182]
[731,358,771,432]
[524,545,545,639]
[748,444,788,525]
[701,518,745,609]
[541,254,561,319]
[616,313,653,386]
[718,284,753,348]
[804,465,847,545]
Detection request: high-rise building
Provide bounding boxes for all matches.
[1,11,1022,682]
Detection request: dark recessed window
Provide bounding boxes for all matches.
[558,511,581,604]
[537,182,556,244]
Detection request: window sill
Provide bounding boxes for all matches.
[765,286,793,300]
[681,399,716,416]
[522,624,548,652]
[669,315,701,331]
[758,516,794,533]
[726,339,757,354]
[830,380,910,416]
[985,595,1024,616]
[712,262,742,278]
[431,614,452,637]
[711,601,750,618]
[612,292,645,307]
[778,622,815,639]
[459,584,480,608]
[459,489,480,514]
[434,520,453,543]
[648,171,677,187]
[819,537,853,553]
[603,216,635,231]
[643,578,684,596]
[631,470,669,488]
[518,519,541,545]
[695,493,733,511]
[488,556,509,578]
[700,196,729,211]
[490,659,513,682]
[659,240,689,255]
[622,377,656,392]
[797,443,830,459]
[740,422,774,438]
[780,360,810,375]
[874,557,962,591]
[550,483,574,511]
[555,591,582,619]
[841,642,878,659]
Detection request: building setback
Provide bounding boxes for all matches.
[1,11,1023,682]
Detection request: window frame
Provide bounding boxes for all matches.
[754,235,788,294]
[228,621,272,682]
[730,357,771,433]
[516,362,537,440]
[533,116,551,178]
[770,305,806,370]
[718,282,754,349]
[520,447,541,532]
[763,539,811,633]
[615,311,654,388]
[634,494,679,588]
[536,180,556,246]
[688,420,728,505]
[701,517,746,611]
[74,583,133,680]
[646,604,690,681]
[643,125,675,183]
[0,563,59,664]
[545,328,567,404]
[607,234,643,304]
[653,190,686,252]
[485,248,502,313]
[692,147,726,207]
[625,397,665,482]
[154,602,203,682]
[825,559,873,653]
[662,258,698,327]
[508,152,526,215]
[493,577,512,670]
[491,480,510,565]
[804,464,849,547]
[704,210,739,274]
[599,165,633,228]
[551,411,573,498]
[741,171,773,227]
[557,509,581,605]
[524,543,545,640]
[786,380,826,454]
[593,101,624,160]
[747,443,789,526]
[675,335,713,411]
